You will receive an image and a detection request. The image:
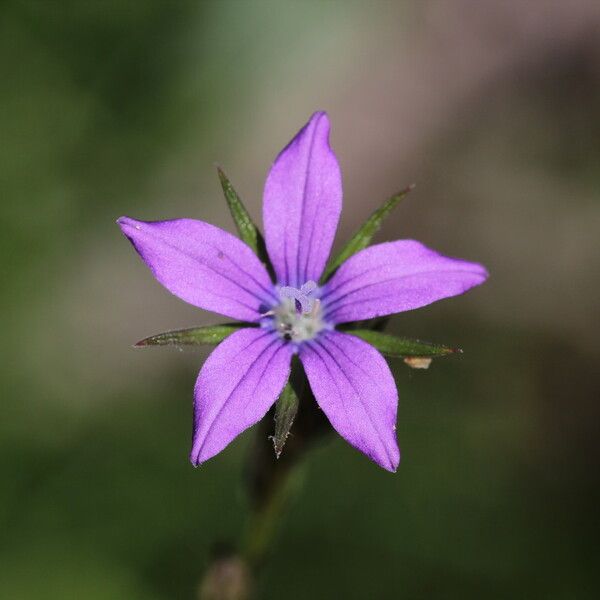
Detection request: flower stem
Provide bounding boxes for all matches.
[198,372,330,599]
[240,452,306,569]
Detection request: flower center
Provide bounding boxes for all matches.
[264,281,326,343]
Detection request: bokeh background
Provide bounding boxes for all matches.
[2,1,599,598]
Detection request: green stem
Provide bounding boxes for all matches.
[198,369,330,599]
[240,461,305,568]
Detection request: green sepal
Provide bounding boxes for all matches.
[217,167,274,278]
[272,356,306,458]
[321,184,415,282]
[134,323,248,347]
[348,329,460,358]
[272,380,299,459]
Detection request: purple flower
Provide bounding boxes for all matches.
[118,112,487,472]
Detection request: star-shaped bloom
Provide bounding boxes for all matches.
[118,112,487,472]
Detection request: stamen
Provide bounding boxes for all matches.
[277,280,318,314]
[310,298,321,318]
[300,280,317,295]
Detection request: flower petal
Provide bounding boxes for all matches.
[299,331,400,472]
[191,328,292,465]
[118,217,277,322]
[321,240,488,324]
[263,111,342,288]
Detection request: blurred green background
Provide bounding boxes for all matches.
[2,1,599,598]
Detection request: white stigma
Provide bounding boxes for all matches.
[267,281,326,343]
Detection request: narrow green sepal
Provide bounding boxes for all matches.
[271,357,306,458]
[321,184,415,282]
[217,167,274,278]
[348,329,460,358]
[272,380,299,459]
[134,323,248,347]
[217,166,261,253]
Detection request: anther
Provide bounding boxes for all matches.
[277,280,318,315]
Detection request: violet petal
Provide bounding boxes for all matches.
[300,331,400,472]
[263,111,342,288]
[321,240,488,324]
[118,217,277,322]
[190,328,293,465]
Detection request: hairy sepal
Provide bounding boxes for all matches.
[135,323,248,347]
[347,329,459,359]
[321,185,414,282]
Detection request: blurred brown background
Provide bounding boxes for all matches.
[2,1,599,598]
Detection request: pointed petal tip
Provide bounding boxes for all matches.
[390,450,401,473]
[306,110,332,139]
[471,264,490,288]
[189,439,226,468]
[116,215,141,233]
[349,444,400,472]
[310,109,329,121]
[375,426,400,473]
[190,437,210,467]
[390,449,401,473]
[470,259,489,280]
[189,449,202,468]
[377,452,399,473]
